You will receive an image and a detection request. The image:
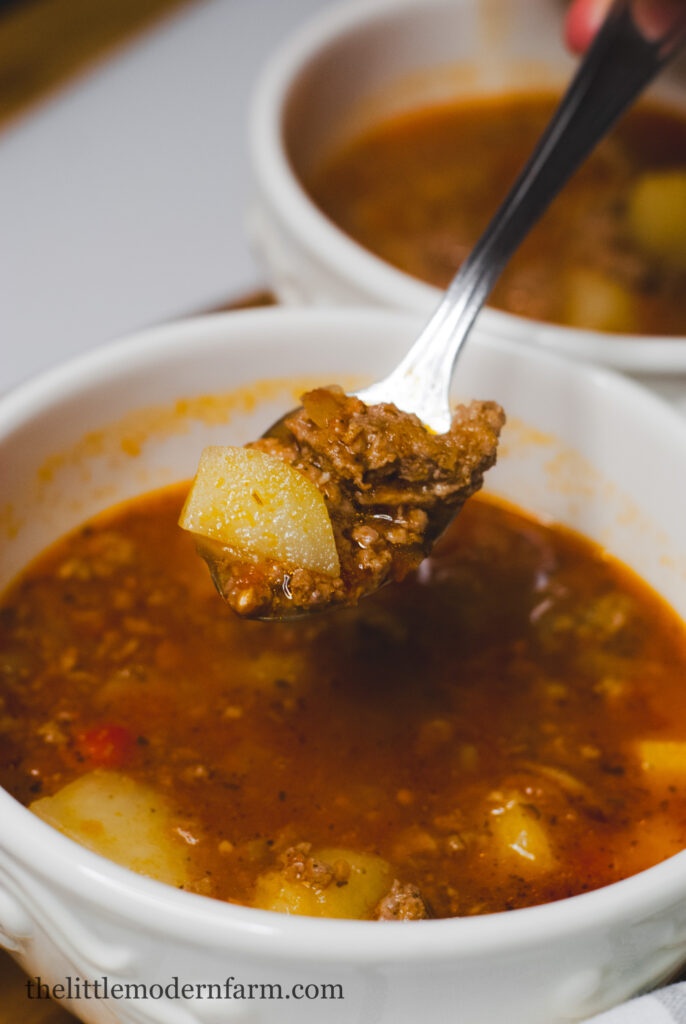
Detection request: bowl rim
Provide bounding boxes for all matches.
[2,305,686,960]
[249,0,686,373]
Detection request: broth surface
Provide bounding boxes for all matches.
[309,92,686,336]
[2,485,686,917]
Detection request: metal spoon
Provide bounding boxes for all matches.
[210,0,686,618]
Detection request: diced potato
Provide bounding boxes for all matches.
[563,267,637,333]
[30,771,190,887]
[253,847,393,919]
[637,740,686,783]
[628,171,686,268]
[489,797,556,874]
[179,447,339,576]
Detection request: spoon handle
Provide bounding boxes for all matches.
[359,0,686,431]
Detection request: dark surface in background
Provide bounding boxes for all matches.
[0,0,197,126]
[0,956,74,1022]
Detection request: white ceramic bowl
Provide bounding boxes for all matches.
[249,0,686,387]
[2,308,686,1024]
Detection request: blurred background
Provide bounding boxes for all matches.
[0,0,332,393]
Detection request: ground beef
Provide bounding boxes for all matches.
[374,880,431,920]
[280,843,336,890]
[206,387,505,618]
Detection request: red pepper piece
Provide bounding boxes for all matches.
[76,724,133,768]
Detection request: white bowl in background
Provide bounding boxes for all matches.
[2,308,686,1024]
[248,0,686,399]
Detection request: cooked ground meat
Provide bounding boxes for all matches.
[203,387,505,618]
[374,880,431,921]
[281,843,337,890]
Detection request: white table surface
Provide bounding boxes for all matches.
[0,0,332,394]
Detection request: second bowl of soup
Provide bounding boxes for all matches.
[250,0,686,382]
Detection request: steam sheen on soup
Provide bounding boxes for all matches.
[2,486,686,919]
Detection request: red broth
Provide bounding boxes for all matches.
[2,485,686,918]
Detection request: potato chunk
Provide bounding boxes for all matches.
[489,797,556,874]
[563,267,636,333]
[30,771,190,887]
[628,171,686,268]
[179,446,340,576]
[253,846,393,919]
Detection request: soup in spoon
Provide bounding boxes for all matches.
[179,387,505,618]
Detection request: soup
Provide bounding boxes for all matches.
[309,92,686,336]
[2,485,686,919]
